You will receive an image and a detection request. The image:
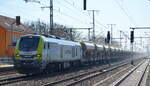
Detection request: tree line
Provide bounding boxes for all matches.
[24,20,120,47]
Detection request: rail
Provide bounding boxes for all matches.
[110,59,149,86]
[43,62,129,86]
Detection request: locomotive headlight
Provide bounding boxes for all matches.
[36,54,41,57]
[16,54,20,57]
[35,54,42,60]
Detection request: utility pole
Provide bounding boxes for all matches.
[24,0,53,34]
[88,28,91,41]
[120,31,130,50]
[50,0,53,34]
[140,37,142,48]
[92,10,95,42]
[120,31,122,47]
[83,0,99,42]
[87,10,99,42]
[41,0,53,35]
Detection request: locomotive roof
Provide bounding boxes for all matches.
[96,44,104,50]
[22,35,81,46]
[45,37,80,46]
[97,44,103,48]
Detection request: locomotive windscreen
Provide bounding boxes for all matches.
[19,36,40,51]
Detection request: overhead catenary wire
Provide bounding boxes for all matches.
[113,0,136,26]
[54,0,90,26]
[95,20,108,29]
[68,0,108,30]
[56,0,108,30]
[62,0,91,17]
[53,0,110,40]
[55,0,90,20]
[54,10,90,26]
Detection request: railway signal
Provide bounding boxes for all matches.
[83,0,86,10]
[130,30,134,65]
[107,31,110,43]
[130,31,134,43]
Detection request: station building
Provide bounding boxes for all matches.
[0,15,33,57]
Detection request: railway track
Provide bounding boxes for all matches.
[42,61,130,86]
[0,66,14,73]
[0,65,17,77]
[0,72,20,79]
[0,59,143,86]
[0,60,129,86]
[93,59,145,86]
[109,59,149,86]
[0,74,34,85]
[0,70,17,76]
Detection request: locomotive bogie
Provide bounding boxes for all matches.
[14,60,43,74]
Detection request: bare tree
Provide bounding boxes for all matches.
[24,20,82,41]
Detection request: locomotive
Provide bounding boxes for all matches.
[14,35,133,74]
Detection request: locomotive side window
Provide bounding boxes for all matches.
[44,42,49,49]
[48,42,50,49]
[60,46,63,58]
[72,46,75,57]
[44,43,46,49]
[49,43,51,49]
[44,42,47,49]
[76,47,77,56]
[47,43,48,49]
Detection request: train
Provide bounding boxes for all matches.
[14,34,136,74]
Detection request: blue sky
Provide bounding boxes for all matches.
[1,0,150,50]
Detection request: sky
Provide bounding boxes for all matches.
[1,0,150,51]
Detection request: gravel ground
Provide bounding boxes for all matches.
[0,70,18,76]
[73,64,132,86]
[4,64,109,86]
[0,73,22,79]
[0,66,14,74]
[2,59,142,86]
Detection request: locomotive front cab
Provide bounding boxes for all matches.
[14,35,44,74]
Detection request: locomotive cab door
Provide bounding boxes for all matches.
[43,42,49,60]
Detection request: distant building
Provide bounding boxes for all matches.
[0,15,34,57]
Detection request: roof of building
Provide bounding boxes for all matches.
[0,15,34,34]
